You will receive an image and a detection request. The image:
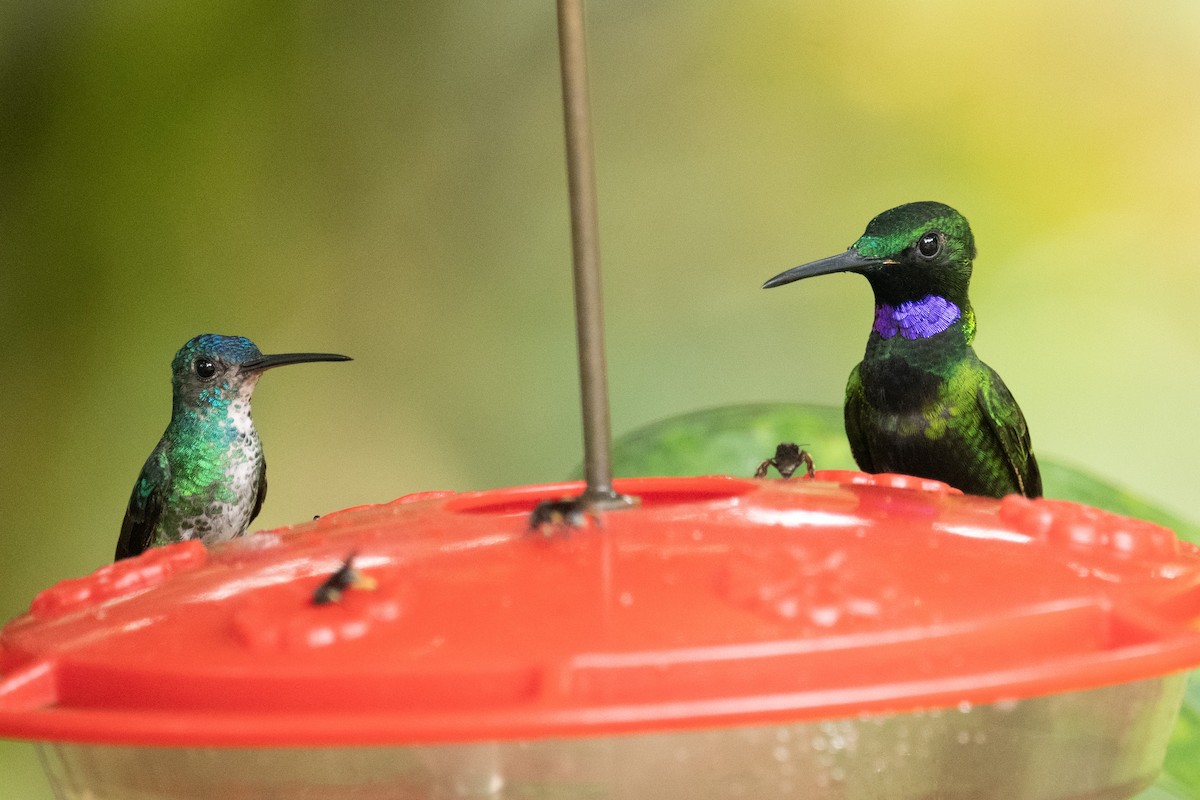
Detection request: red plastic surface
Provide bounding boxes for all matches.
[2,472,1200,746]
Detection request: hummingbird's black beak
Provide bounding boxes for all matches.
[241,352,352,373]
[762,249,883,289]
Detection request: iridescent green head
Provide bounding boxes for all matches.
[169,334,351,415]
[764,201,977,306]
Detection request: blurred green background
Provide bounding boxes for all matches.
[3,2,1200,797]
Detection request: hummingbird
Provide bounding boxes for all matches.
[762,201,1041,499]
[115,334,351,561]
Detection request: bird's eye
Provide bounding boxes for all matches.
[194,358,217,379]
[916,231,941,259]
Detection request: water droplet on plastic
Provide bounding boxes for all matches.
[811,606,839,627]
[775,597,799,619]
[847,597,881,617]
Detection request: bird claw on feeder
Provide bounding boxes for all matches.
[755,443,815,480]
[312,552,378,605]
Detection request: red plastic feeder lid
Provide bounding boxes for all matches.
[2,472,1200,747]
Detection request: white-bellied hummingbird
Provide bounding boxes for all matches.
[115,334,351,560]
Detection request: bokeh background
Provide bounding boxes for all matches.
[3,2,1199,796]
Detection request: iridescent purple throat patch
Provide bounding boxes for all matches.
[872,295,961,340]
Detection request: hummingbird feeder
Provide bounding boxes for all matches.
[2,2,1199,799]
[2,475,1200,798]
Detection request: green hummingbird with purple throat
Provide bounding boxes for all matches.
[115,334,351,561]
[763,201,1041,498]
